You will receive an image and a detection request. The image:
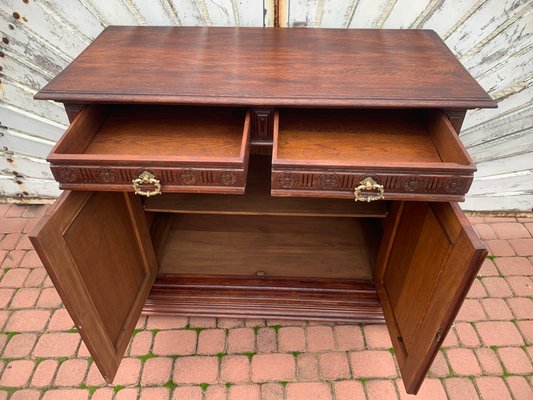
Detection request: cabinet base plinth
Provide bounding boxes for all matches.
[143,274,384,323]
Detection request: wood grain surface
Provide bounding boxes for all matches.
[157,213,379,280]
[35,27,495,109]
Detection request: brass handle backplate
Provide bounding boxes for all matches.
[132,171,162,197]
[354,177,384,202]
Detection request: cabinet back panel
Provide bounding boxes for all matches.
[157,214,380,280]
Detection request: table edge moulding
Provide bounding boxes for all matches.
[30,26,495,395]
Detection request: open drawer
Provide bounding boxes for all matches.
[48,105,251,195]
[272,109,475,202]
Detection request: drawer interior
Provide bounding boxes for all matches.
[50,105,249,161]
[273,108,472,167]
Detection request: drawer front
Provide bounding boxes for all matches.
[48,105,251,195]
[272,109,476,202]
[271,170,473,202]
[51,166,248,194]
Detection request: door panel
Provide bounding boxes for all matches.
[30,191,157,383]
[375,202,486,394]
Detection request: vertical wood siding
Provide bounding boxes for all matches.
[0,0,531,210]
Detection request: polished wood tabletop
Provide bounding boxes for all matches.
[36,27,495,109]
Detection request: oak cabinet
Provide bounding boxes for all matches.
[30,27,495,394]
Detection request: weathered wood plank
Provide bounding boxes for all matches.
[42,0,105,39]
[0,153,54,180]
[0,174,60,198]
[347,0,390,28]
[0,128,55,159]
[445,0,530,58]
[475,153,533,179]
[421,0,480,37]
[288,0,318,26]
[469,171,533,196]
[382,0,431,29]
[1,78,69,125]
[80,0,138,25]
[168,0,204,25]
[317,0,354,28]
[236,0,265,26]
[0,8,68,74]
[0,0,89,58]
[463,12,533,79]
[463,193,533,211]
[0,104,66,142]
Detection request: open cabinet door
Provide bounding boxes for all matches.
[30,191,157,383]
[375,202,487,394]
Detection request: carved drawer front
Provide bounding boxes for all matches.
[48,105,251,195]
[271,109,476,202]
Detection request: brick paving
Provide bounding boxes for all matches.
[0,203,532,399]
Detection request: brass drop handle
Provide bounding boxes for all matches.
[354,177,384,202]
[132,171,162,197]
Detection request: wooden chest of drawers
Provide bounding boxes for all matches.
[30,27,495,394]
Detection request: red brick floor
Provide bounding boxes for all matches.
[0,203,532,399]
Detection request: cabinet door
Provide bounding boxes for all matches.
[375,202,486,394]
[30,191,157,383]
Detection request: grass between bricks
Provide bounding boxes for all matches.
[163,380,178,390]
[113,385,125,394]
[199,383,209,392]
[138,352,156,362]
[132,328,143,337]
[2,332,20,341]
[184,324,205,334]
[79,383,97,395]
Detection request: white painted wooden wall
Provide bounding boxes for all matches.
[0,0,531,211]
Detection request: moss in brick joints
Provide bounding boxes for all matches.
[0,387,17,396]
[150,329,161,337]
[291,351,301,357]
[56,356,68,365]
[216,352,227,359]
[199,383,209,392]
[34,357,45,366]
[163,380,178,390]
[137,352,156,362]
[243,352,256,360]
[2,331,20,341]
[132,328,143,337]
[486,255,497,261]
[79,383,97,395]
[184,323,205,335]
[278,381,289,387]
[225,383,233,388]
[271,325,282,333]
[113,385,125,394]
[67,327,78,333]
[252,325,261,333]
